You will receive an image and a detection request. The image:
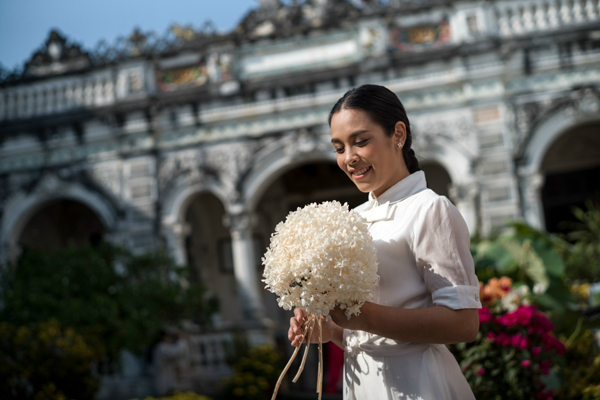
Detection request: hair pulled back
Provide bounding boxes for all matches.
[328,84,420,174]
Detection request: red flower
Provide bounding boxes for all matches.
[476,368,485,376]
[532,347,541,358]
[521,359,531,368]
[486,332,496,341]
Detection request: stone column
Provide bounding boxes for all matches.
[519,171,545,230]
[224,205,266,323]
[161,221,191,266]
[449,181,479,235]
[225,205,273,346]
[0,239,21,267]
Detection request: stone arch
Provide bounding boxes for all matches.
[420,161,453,198]
[160,175,230,266]
[416,140,478,233]
[518,105,600,230]
[243,134,337,211]
[0,175,117,263]
[520,106,600,175]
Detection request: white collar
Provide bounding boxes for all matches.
[361,171,428,222]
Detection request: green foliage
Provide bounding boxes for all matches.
[0,243,218,367]
[559,201,600,282]
[557,329,600,400]
[471,222,584,337]
[0,319,99,400]
[222,345,284,400]
[130,391,213,400]
[450,287,567,400]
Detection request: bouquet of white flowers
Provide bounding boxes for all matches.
[262,201,379,399]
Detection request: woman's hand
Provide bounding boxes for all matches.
[329,304,369,330]
[288,308,338,347]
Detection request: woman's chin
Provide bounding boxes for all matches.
[354,182,374,194]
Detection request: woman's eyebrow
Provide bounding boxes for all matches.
[331,130,370,144]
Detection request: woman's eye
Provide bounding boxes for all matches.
[334,147,344,153]
[356,139,368,146]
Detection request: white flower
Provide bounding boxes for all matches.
[500,285,531,311]
[262,201,379,319]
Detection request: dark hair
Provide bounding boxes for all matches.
[328,84,420,174]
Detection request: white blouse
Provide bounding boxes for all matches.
[343,170,481,400]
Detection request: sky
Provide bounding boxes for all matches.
[0,0,258,70]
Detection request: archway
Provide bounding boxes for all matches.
[184,191,241,324]
[18,199,106,252]
[420,161,453,199]
[254,162,364,320]
[252,160,363,391]
[540,122,600,233]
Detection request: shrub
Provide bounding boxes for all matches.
[131,391,213,400]
[0,244,217,368]
[557,329,600,400]
[222,345,283,400]
[451,278,566,400]
[0,319,99,400]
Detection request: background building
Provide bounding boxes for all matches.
[1,0,600,397]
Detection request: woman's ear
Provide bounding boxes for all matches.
[393,121,407,146]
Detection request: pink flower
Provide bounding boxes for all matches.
[477,368,485,376]
[521,359,531,368]
[533,313,554,333]
[496,332,510,346]
[532,347,541,358]
[486,332,496,341]
[537,390,554,400]
[540,359,551,375]
[478,307,492,324]
[519,336,529,350]
[511,333,523,347]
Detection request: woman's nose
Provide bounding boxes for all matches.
[345,147,359,165]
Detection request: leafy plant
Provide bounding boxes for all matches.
[222,345,284,400]
[451,278,566,400]
[557,329,600,400]
[471,222,583,337]
[0,243,218,369]
[130,391,213,400]
[559,201,600,282]
[0,319,99,400]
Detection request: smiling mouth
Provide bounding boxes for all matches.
[350,166,372,178]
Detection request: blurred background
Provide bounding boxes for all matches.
[1,0,600,399]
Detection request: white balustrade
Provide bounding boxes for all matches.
[187,331,234,375]
[494,0,600,37]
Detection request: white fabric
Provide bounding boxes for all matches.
[343,170,481,400]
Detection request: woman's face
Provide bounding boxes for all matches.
[330,108,409,198]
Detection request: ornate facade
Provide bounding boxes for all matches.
[1,0,600,395]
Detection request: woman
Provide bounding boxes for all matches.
[288,84,481,400]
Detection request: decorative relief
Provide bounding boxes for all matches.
[204,141,261,202]
[159,140,263,203]
[90,164,122,197]
[511,86,599,159]
[282,127,332,157]
[389,20,451,51]
[158,149,205,191]
[411,112,479,157]
[156,53,232,92]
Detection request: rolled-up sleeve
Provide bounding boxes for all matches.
[411,196,481,310]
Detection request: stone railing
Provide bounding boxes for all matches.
[96,330,235,400]
[178,331,235,393]
[494,0,600,37]
[0,75,116,122]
